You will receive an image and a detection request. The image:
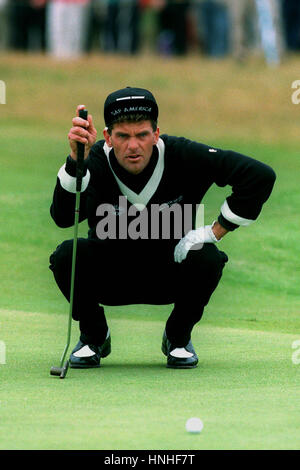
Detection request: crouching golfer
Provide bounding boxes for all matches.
[49,87,276,369]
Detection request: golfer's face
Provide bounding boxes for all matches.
[104,121,160,175]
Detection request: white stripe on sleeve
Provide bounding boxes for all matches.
[58,164,90,193]
[221,200,254,226]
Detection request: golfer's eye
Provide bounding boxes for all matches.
[116,134,128,141]
[137,132,149,139]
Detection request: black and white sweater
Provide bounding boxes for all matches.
[50,135,276,245]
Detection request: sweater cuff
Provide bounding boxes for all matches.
[58,158,90,194]
[217,214,239,231]
[220,200,254,227]
[65,155,88,177]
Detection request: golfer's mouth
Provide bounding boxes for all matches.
[126,155,142,161]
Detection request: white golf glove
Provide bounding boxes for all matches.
[174,222,219,263]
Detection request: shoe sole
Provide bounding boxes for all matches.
[166,363,198,369]
[69,350,111,369]
[69,363,101,369]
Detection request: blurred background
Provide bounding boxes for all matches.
[0,0,299,62]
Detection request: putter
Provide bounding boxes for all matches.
[50,108,88,379]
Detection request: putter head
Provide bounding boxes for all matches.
[50,360,69,379]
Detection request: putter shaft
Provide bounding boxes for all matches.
[51,108,88,378]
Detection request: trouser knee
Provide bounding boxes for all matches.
[176,244,228,308]
[49,238,102,319]
[49,239,73,276]
[185,243,228,278]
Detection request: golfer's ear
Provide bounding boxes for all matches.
[154,127,160,144]
[103,127,112,147]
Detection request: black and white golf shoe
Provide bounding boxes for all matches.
[69,329,111,369]
[161,330,198,369]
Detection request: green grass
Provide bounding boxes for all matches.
[0,53,299,450]
[1,308,299,450]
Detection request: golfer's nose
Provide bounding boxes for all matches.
[128,137,139,152]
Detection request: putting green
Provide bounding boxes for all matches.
[0,308,299,450]
[1,53,300,451]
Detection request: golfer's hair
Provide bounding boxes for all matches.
[107,114,157,135]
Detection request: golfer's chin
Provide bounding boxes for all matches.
[124,156,145,175]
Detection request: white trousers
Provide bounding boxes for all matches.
[46,2,90,58]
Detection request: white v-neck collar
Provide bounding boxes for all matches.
[103,138,165,211]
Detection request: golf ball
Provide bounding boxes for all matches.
[185,417,203,434]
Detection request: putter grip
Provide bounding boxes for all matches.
[76,109,88,192]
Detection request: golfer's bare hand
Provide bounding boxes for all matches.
[68,105,97,160]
